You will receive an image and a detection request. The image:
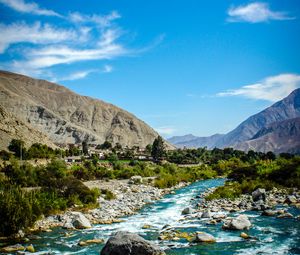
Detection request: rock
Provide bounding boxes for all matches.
[63,222,75,229]
[285,195,297,204]
[142,224,152,229]
[100,231,165,255]
[70,212,92,229]
[182,207,194,215]
[193,232,216,243]
[240,232,250,239]
[222,214,251,230]
[201,210,211,218]
[79,239,104,246]
[26,244,35,252]
[277,213,293,218]
[0,244,25,253]
[261,210,277,216]
[252,188,266,202]
[129,176,143,184]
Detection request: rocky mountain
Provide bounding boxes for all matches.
[234,117,300,154]
[168,88,300,153]
[0,104,56,150]
[0,70,169,149]
[168,134,224,149]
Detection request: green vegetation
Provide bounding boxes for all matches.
[0,159,99,236]
[206,157,300,200]
[151,136,166,161]
[1,138,299,237]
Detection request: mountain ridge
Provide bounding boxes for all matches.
[0,70,172,149]
[168,88,300,153]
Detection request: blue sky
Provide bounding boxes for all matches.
[1,0,300,137]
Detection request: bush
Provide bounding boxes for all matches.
[0,186,40,236]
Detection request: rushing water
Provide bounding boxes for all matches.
[10,179,300,254]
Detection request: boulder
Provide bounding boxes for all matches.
[277,213,293,219]
[79,239,104,246]
[240,232,250,239]
[100,231,165,255]
[222,214,251,230]
[261,210,277,216]
[193,232,216,243]
[0,244,24,253]
[252,188,266,202]
[182,207,194,215]
[26,244,35,252]
[70,212,92,229]
[285,195,297,204]
[201,210,211,218]
[129,176,143,184]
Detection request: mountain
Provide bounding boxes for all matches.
[0,70,170,150]
[168,134,224,148]
[168,88,300,153]
[215,88,300,148]
[235,117,300,154]
[0,104,56,150]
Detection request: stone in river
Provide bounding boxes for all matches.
[100,231,165,255]
[222,214,251,230]
[193,232,216,243]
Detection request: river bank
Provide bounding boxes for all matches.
[31,177,189,232]
[197,186,300,215]
[1,178,300,254]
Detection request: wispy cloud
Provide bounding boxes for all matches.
[55,69,98,82]
[227,2,294,23]
[155,126,176,136]
[0,1,164,79]
[0,22,75,53]
[217,74,300,102]
[68,10,121,28]
[0,0,60,16]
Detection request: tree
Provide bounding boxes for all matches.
[145,144,152,155]
[8,139,26,159]
[151,136,165,161]
[99,141,112,150]
[82,141,89,155]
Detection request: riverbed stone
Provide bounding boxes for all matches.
[182,207,194,215]
[0,244,25,253]
[70,212,92,229]
[252,188,266,202]
[222,214,251,230]
[277,212,293,218]
[193,232,216,243]
[201,210,211,218]
[100,231,165,255]
[285,195,297,204]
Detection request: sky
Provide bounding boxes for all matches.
[0,0,300,138]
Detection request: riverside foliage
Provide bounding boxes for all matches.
[0,138,299,237]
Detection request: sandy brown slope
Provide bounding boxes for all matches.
[0,70,171,148]
[0,104,56,150]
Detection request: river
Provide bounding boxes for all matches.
[13,178,300,254]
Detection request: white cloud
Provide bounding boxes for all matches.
[0,22,75,53]
[155,126,176,136]
[227,2,294,23]
[69,10,121,28]
[0,0,60,16]
[217,74,300,102]
[58,70,98,82]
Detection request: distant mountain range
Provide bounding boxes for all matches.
[168,88,300,154]
[0,70,172,150]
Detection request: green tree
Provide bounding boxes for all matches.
[82,141,89,155]
[151,136,165,161]
[8,139,26,159]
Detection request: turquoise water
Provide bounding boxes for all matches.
[9,179,300,254]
